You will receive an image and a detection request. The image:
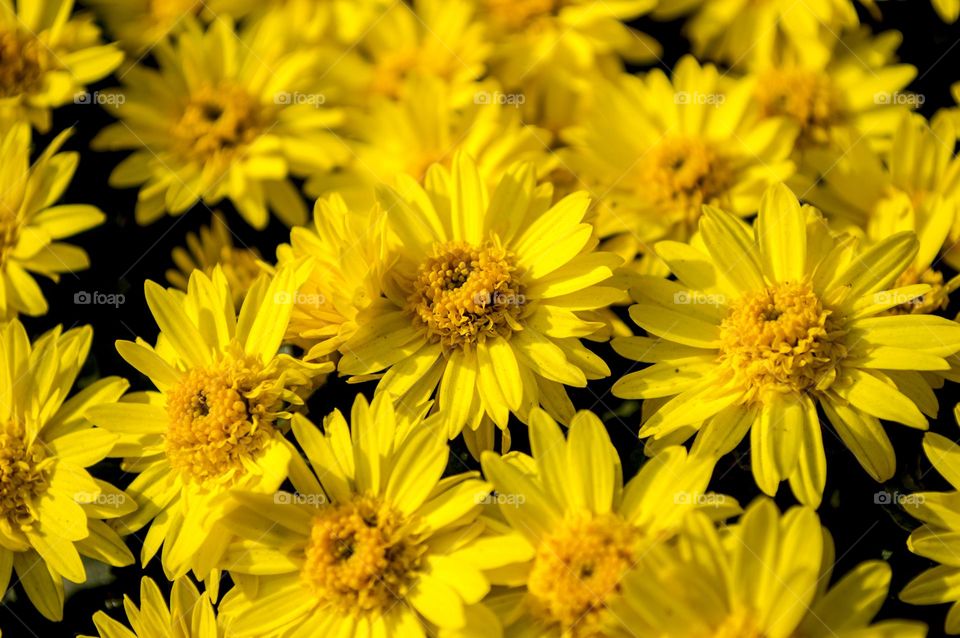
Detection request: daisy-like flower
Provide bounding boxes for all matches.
[479,408,735,637]
[804,113,960,312]
[166,212,262,310]
[92,18,347,229]
[0,0,122,131]
[306,77,553,209]
[86,265,331,580]
[337,153,622,451]
[0,319,133,621]
[612,183,960,506]
[217,393,509,637]
[901,412,960,634]
[653,0,862,70]
[84,576,221,638]
[0,123,105,320]
[616,497,926,637]
[560,57,798,271]
[278,194,385,363]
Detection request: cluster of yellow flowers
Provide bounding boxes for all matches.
[2,0,960,636]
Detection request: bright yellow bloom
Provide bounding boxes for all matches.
[217,394,506,638]
[306,77,553,209]
[613,183,960,506]
[87,265,330,580]
[0,320,133,621]
[166,212,263,310]
[83,576,222,638]
[92,18,347,229]
[337,154,622,452]
[0,123,105,320]
[901,409,960,634]
[934,0,960,21]
[480,409,734,637]
[804,112,960,311]
[561,57,797,271]
[0,0,122,131]
[617,497,926,637]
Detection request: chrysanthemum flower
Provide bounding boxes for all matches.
[804,113,960,312]
[616,497,926,637]
[654,0,862,70]
[306,77,552,208]
[560,57,797,271]
[901,415,960,634]
[0,123,105,320]
[86,265,331,580]
[84,576,221,638]
[479,408,734,637]
[337,153,622,451]
[613,183,960,506]
[0,0,122,131]
[166,213,262,310]
[279,194,385,363]
[0,320,133,621]
[217,394,508,637]
[92,18,347,229]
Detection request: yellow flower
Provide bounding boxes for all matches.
[612,183,960,506]
[86,265,331,580]
[83,576,222,638]
[306,76,553,209]
[166,212,263,310]
[804,112,960,311]
[616,497,926,637]
[278,194,385,362]
[0,123,105,320]
[92,18,347,229]
[217,394,506,638]
[480,408,734,637]
[560,57,797,271]
[0,320,133,621]
[901,409,960,634]
[0,0,122,131]
[337,153,622,453]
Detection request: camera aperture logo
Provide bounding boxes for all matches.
[75,290,125,307]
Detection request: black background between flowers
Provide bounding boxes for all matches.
[3,3,960,636]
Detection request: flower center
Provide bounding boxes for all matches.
[756,68,843,148]
[408,239,526,349]
[526,514,640,636]
[164,349,273,483]
[484,0,559,31]
[719,281,846,401]
[172,85,267,167]
[0,423,52,529]
[642,137,734,229]
[301,495,424,613]
[0,207,20,264]
[0,30,48,98]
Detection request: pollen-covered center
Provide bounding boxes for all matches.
[642,137,734,228]
[756,68,843,147]
[0,422,52,529]
[719,281,847,401]
[164,350,273,483]
[301,495,424,613]
[526,513,640,635]
[173,84,267,167]
[409,239,526,349]
[484,0,560,31]
[0,207,20,263]
[0,30,49,98]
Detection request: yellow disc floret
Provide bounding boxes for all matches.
[0,30,49,98]
[301,495,424,613]
[719,281,847,402]
[755,68,843,148]
[0,422,52,531]
[172,84,267,167]
[642,137,734,229]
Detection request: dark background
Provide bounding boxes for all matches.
[3,1,960,636]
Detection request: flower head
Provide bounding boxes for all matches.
[84,576,222,637]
